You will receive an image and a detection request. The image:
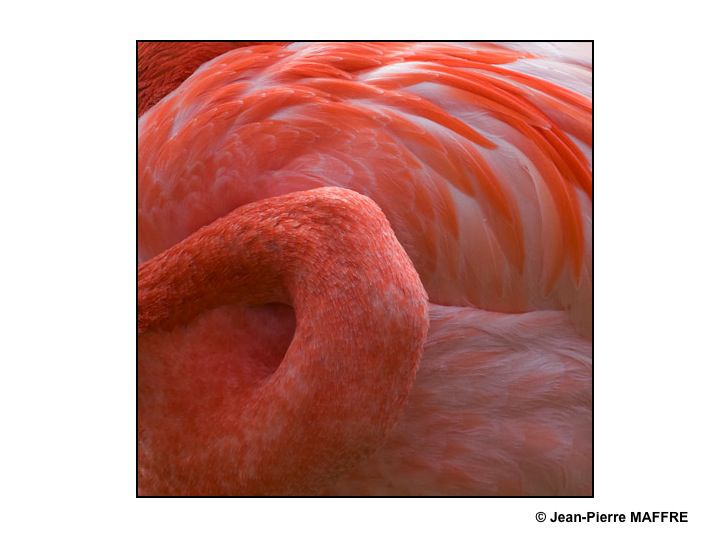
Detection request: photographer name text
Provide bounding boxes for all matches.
[546,511,688,523]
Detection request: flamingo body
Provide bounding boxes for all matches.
[138,42,592,495]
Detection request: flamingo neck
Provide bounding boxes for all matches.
[137,42,286,117]
[138,187,428,495]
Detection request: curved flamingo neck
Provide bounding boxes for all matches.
[138,187,428,495]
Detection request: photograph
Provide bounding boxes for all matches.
[4,3,718,538]
[137,41,593,496]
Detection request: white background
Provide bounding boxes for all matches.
[2,1,718,538]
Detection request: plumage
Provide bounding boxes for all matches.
[137,41,593,495]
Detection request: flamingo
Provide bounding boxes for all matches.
[138,41,592,496]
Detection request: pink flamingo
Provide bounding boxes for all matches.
[138,41,592,496]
